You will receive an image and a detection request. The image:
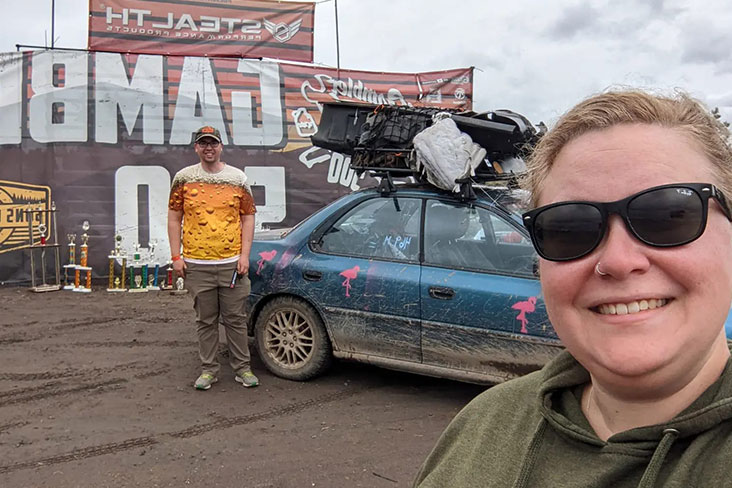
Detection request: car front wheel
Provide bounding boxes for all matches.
[254,297,332,381]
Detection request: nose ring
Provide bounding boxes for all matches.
[595,263,608,276]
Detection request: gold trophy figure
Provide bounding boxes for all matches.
[74,221,92,293]
[107,234,127,292]
[63,234,77,290]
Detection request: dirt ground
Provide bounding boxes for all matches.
[0,285,485,488]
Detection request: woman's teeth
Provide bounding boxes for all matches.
[596,298,668,315]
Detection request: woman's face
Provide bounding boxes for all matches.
[538,124,732,395]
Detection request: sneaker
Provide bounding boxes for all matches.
[194,373,218,390]
[235,370,259,388]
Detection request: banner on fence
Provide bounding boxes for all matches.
[0,49,473,281]
[88,0,315,62]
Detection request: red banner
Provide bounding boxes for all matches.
[88,0,315,62]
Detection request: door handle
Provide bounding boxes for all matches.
[429,286,455,300]
[303,270,322,281]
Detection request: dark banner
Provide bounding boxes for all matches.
[88,0,315,63]
[0,49,472,283]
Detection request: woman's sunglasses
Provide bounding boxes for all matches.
[522,183,732,262]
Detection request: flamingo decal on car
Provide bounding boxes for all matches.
[512,296,538,334]
[256,250,278,275]
[339,265,360,297]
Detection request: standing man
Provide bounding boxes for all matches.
[168,126,259,390]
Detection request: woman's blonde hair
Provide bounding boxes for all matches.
[523,90,732,207]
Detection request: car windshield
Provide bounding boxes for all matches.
[475,186,531,219]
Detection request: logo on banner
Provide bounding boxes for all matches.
[453,88,468,105]
[301,74,409,110]
[263,18,303,43]
[425,90,442,104]
[451,75,471,84]
[292,108,318,137]
[0,180,52,255]
[298,147,362,191]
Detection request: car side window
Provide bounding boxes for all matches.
[425,201,488,270]
[318,197,422,262]
[483,212,537,276]
[424,200,536,275]
[487,214,530,246]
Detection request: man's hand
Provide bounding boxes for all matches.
[237,255,249,275]
[173,259,187,278]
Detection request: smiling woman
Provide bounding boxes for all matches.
[414,90,732,488]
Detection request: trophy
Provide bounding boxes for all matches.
[37,223,48,285]
[161,260,174,290]
[27,203,62,293]
[107,234,127,292]
[170,276,188,295]
[73,221,92,293]
[148,240,160,291]
[128,243,148,293]
[63,233,77,290]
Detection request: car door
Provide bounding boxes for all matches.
[303,196,423,362]
[420,199,559,381]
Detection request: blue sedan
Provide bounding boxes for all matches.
[247,183,563,384]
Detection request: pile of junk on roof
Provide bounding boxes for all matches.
[311,102,546,196]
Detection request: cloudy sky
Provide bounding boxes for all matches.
[1,0,731,125]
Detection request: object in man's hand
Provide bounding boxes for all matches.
[230,270,242,289]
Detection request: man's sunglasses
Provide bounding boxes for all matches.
[196,140,220,148]
[522,183,732,262]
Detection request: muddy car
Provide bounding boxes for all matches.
[245,101,732,384]
[246,182,563,384]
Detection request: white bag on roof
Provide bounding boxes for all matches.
[412,117,487,192]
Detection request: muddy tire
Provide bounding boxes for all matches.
[254,297,332,381]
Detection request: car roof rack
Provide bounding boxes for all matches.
[311,102,541,199]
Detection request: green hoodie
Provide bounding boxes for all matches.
[414,349,732,488]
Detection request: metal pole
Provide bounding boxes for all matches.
[334,0,340,77]
[53,203,60,286]
[51,0,56,49]
[27,211,36,289]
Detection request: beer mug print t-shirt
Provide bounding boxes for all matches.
[168,163,256,263]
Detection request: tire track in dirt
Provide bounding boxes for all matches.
[0,381,63,399]
[0,361,146,381]
[0,314,180,345]
[0,386,371,475]
[0,318,123,345]
[0,420,29,433]
[1,316,122,331]
[62,340,196,348]
[0,378,127,407]
[0,369,170,400]
[0,436,159,474]
[0,362,166,406]
[132,368,171,380]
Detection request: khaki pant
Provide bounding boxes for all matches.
[185,261,251,376]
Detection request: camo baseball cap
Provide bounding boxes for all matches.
[194,126,222,143]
